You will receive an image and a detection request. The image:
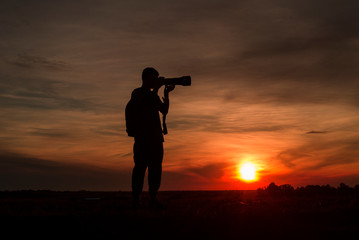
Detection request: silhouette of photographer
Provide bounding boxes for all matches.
[126,67,175,209]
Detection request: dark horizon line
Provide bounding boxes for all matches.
[1,182,359,193]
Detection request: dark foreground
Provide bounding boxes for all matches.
[1,190,358,239]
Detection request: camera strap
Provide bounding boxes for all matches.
[162,114,168,135]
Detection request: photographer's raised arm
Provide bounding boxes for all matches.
[159,85,175,114]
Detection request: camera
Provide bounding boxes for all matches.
[160,76,191,86]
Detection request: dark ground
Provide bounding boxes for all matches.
[1,190,358,239]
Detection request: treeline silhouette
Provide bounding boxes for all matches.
[257,182,359,197]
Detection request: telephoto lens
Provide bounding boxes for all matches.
[162,76,191,86]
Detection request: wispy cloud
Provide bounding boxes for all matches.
[5,54,72,71]
[27,128,73,138]
[0,74,104,112]
[306,131,329,134]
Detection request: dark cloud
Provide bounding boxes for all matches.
[306,131,329,134]
[0,150,130,190]
[186,162,230,179]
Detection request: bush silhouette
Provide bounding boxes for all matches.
[257,182,359,197]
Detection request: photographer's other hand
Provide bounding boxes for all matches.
[165,84,175,93]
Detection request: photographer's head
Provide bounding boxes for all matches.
[142,67,161,89]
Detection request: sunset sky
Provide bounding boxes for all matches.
[1,0,359,190]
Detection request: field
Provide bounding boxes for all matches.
[1,190,358,239]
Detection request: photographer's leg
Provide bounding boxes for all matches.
[148,142,164,204]
[132,163,146,202]
[132,141,148,208]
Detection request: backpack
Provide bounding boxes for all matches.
[125,99,136,137]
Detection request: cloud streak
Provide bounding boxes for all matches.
[277,133,359,171]
[306,131,329,134]
[5,54,72,71]
[0,74,106,112]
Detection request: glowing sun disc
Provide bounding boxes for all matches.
[239,162,257,181]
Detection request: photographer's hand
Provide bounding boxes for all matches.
[164,84,175,99]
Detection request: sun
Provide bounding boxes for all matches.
[238,162,257,182]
